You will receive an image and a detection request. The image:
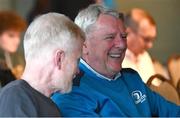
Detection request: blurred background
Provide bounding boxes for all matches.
[0,0,180,104]
[117,0,180,64]
[0,0,180,103]
[0,0,179,65]
[0,0,179,69]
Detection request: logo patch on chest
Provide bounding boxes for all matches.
[131,90,146,104]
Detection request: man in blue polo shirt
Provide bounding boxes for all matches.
[52,4,180,117]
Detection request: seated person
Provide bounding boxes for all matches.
[122,8,157,83]
[0,13,85,117]
[52,4,180,117]
[0,11,27,87]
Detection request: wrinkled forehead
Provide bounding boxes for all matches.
[96,14,126,32]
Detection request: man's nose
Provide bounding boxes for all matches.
[146,42,153,49]
[114,36,127,49]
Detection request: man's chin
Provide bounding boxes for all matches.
[139,50,145,54]
[108,67,122,76]
[65,86,72,93]
[61,84,72,94]
[109,64,122,71]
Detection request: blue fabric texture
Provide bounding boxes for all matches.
[52,59,180,117]
[103,0,116,9]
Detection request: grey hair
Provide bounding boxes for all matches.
[74,4,124,37]
[24,12,85,61]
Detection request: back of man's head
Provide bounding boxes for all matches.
[125,8,156,32]
[23,13,85,64]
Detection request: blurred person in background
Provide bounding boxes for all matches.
[0,11,27,87]
[0,12,84,117]
[122,8,168,85]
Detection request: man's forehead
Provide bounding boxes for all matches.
[96,14,126,31]
[139,19,156,37]
[97,14,123,23]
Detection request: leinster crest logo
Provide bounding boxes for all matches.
[132,90,146,104]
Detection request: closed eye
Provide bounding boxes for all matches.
[120,33,128,39]
[104,34,116,40]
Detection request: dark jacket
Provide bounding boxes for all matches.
[0,59,16,87]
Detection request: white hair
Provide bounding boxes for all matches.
[74,4,123,37]
[23,13,85,62]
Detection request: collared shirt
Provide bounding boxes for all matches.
[122,49,155,83]
[80,58,121,81]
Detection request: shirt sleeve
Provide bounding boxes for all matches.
[0,86,38,117]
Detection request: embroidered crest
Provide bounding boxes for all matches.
[132,90,146,104]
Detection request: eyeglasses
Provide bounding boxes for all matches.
[138,33,155,43]
[132,29,155,44]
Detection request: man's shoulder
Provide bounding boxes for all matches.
[0,80,31,111]
[121,68,143,84]
[121,68,139,74]
[140,51,152,61]
[52,75,101,104]
[0,80,39,117]
[0,80,29,97]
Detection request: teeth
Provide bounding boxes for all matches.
[109,54,121,58]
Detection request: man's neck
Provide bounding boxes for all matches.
[80,58,121,81]
[21,71,52,97]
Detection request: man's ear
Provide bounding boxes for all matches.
[83,41,88,55]
[55,50,65,70]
